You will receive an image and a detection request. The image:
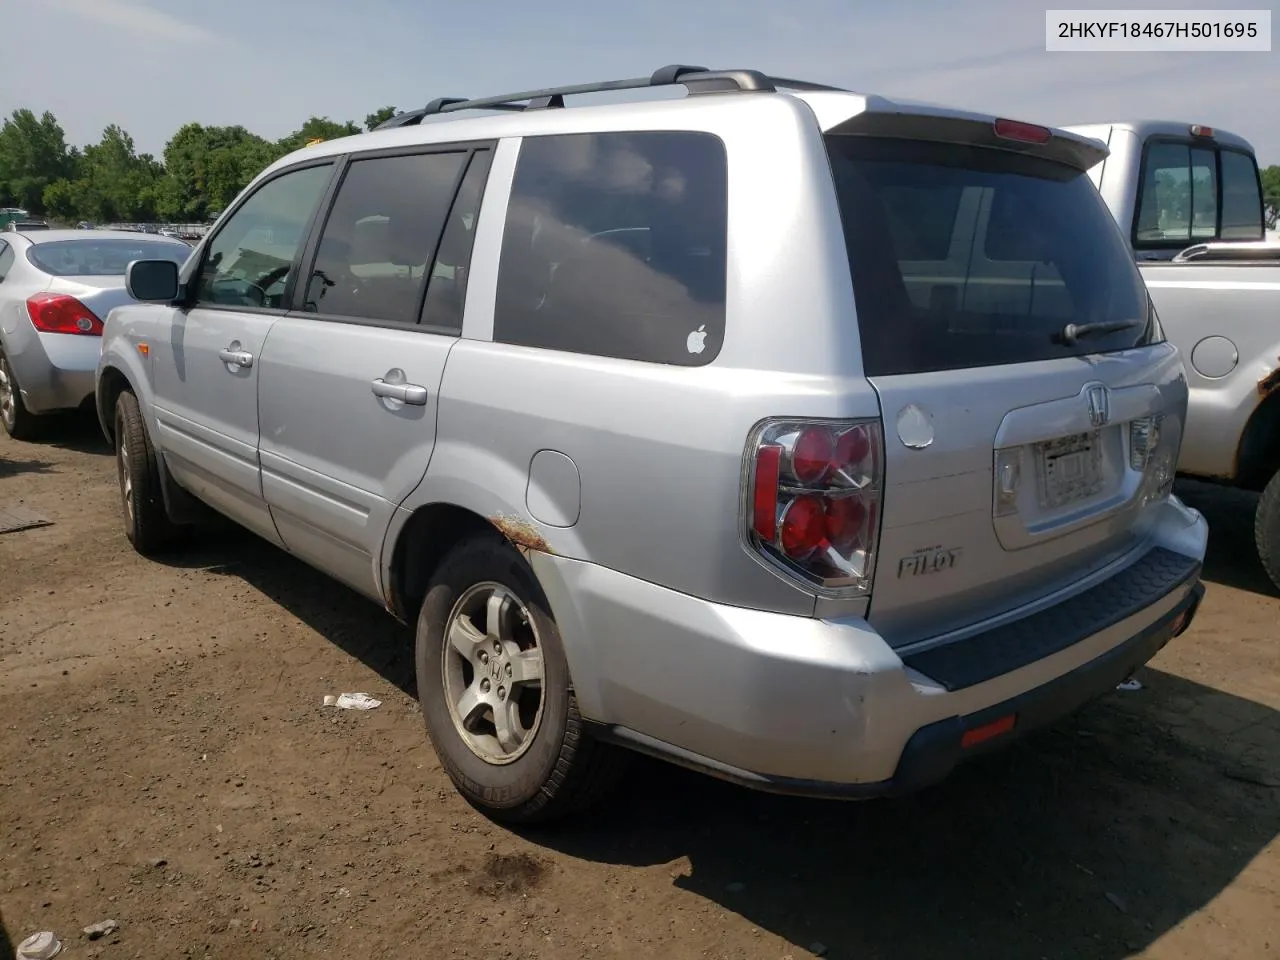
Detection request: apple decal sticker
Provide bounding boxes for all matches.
[686,324,707,355]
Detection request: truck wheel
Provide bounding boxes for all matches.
[0,350,42,441]
[114,390,178,555]
[1257,471,1280,593]
[415,533,626,823]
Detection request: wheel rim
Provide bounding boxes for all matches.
[441,581,546,765]
[116,429,134,530]
[0,359,15,429]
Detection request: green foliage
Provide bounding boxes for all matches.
[0,107,381,223]
[0,109,74,211]
[1262,165,1280,229]
[365,106,398,131]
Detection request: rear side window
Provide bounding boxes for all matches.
[1134,140,1263,245]
[827,136,1153,378]
[493,131,727,365]
[303,150,469,325]
[0,241,13,281]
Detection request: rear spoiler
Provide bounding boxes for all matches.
[815,94,1107,173]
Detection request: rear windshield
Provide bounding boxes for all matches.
[28,239,190,277]
[826,137,1154,377]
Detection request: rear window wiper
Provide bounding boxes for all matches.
[1051,319,1146,346]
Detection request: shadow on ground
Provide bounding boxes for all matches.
[0,906,15,960]
[1175,477,1278,598]
[0,455,53,479]
[151,523,1280,960]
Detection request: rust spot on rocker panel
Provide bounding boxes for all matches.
[489,515,552,554]
[1258,362,1280,400]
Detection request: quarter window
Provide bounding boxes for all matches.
[493,131,728,366]
[0,241,13,281]
[304,150,468,325]
[194,163,333,309]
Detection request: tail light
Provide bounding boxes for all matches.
[1131,414,1176,504]
[742,418,884,595]
[26,294,103,336]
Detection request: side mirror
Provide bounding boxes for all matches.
[127,259,180,303]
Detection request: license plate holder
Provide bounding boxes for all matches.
[1035,430,1104,510]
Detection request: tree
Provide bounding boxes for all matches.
[276,116,361,154]
[0,109,73,213]
[1262,165,1280,229]
[365,106,398,130]
[42,125,164,222]
[157,123,279,221]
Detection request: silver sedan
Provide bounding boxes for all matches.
[0,229,191,439]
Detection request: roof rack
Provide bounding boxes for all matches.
[375,64,842,130]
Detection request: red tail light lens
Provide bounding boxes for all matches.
[993,118,1051,144]
[26,294,103,336]
[745,417,884,595]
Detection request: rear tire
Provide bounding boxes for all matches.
[1256,470,1280,593]
[0,350,42,441]
[415,533,626,824]
[114,390,179,555]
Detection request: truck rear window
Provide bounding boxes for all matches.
[827,136,1154,377]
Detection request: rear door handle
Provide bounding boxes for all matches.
[218,347,254,368]
[371,378,428,405]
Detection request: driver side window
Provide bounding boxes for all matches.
[193,163,333,309]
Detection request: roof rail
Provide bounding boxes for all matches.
[375,64,787,130]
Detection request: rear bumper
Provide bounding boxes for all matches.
[532,495,1207,796]
[7,331,99,414]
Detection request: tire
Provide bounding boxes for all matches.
[0,349,42,441]
[114,390,179,555]
[1256,469,1280,593]
[415,533,626,824]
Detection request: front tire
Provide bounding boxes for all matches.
[0,350,41,441]
[114,390,178,555]
[415,534,625,824]
[1256,469,1280,592]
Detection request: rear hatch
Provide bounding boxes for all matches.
[821,112,1183,647]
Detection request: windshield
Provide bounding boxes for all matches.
[826,136,1155,377]
[28,239,190,277]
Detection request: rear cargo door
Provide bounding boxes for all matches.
[826,134,1183,647]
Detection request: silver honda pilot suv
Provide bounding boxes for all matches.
[96,65,1208,823]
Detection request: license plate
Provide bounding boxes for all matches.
[1036,431,1104,509]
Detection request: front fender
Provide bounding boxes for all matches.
[95,305,160,441]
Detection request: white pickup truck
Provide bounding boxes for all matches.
[1066,120,1280,591]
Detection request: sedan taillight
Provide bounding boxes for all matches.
[26,293,103,336]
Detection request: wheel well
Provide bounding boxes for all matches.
[1236,389,1280,492]
[96,366,132,443]
[388,503,494,624]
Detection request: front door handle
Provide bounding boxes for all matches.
[371,378,428,405]
[218,346,254,368]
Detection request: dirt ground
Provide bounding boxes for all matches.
[1,418,1277,960]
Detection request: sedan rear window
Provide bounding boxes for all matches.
[827,136,1155,377]
[28,239,190,277]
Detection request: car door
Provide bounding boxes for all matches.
[256,144,493,600]
[149,160,336,545]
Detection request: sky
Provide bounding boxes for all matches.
[2,0,1277,164]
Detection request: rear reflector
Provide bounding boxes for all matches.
[1189,124,1214,138]
[752,444,782,543]
[993,118,1051,145]
[26,293,103,336]
[961,714,1017,749]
